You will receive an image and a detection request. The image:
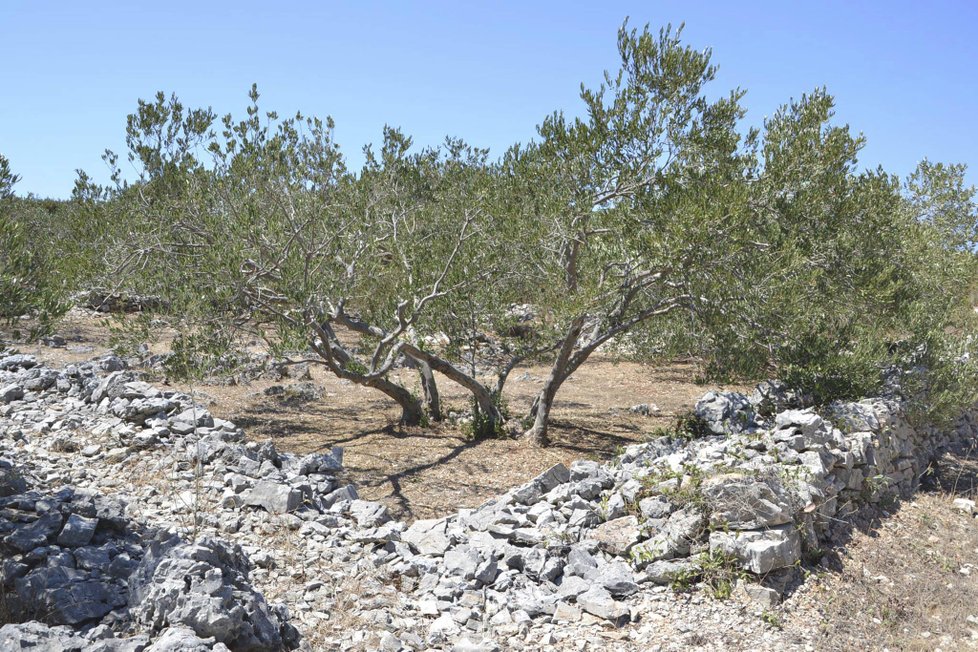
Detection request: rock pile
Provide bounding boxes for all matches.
[0,350,975,650]
[353,387,977,649]
[0,353,302,650]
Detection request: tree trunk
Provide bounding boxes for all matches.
[401,343,504,433]
[365,376,425,426]
[524,316,585,446]
[418,360,442,421]
[309,322,424,427]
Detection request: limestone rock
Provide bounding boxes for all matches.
[953,497,976,515]
[0,621,88,651]
[243,481,302,514]
[403,518,452,556]
[695,391,755,435]
[577,586,629,624]
[57,513,99,547]
[129,535,298,651]
[702,474,793,529]
[591,515,641,556]
[709,525,802,574]
[0,383,25,403]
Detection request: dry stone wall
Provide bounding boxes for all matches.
[0,351,974,650]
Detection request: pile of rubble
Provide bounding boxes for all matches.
[1,351,975,650]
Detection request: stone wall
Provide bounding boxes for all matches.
[0,351,974,650]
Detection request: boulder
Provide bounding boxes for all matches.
[145,626,229,652]
[640,559,699,585]
[584,560,638,597]
[590,515,641,556]
[129,536,298,651]
[4,510,63,552]
[638,495,672,519]
[774,409,835,449]
[243,481,303,514]
[444,545,481,579]
[695,391,756,435]
[577,586,629,625]
[0,354,37,371]
[348,500,391,528]
[57,514,99,547]
[13,565,125,625]
[827,400,881,433]
[702,474,793,529]
[0,460,27,497]
[953,497,976,515]
[403,518,452,556]
[171,407,215,429]
[0,383,25,403]
[513,463,570,505]
[709,525,802,574]
[750,380,809,416]
[564,546,598,577]
[0,621,87,651]
[630,508,705,566]
[427,613,461,645]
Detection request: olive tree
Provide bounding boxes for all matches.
[99,88,520,431]
[0,155,73,336]
[500,24,978,444]
[499,23,754,444]
[700,89,978,418]
[83,25,977,446]
[0,154,17,200]
[907,159,978,252]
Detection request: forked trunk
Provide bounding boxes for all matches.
[309,322,424,427]
[402,343,504,435]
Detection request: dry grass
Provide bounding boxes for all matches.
[780,442,978,651]
[11,309,745,521]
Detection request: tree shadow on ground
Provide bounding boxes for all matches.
[920,440,978,497]
[362,436,492,519]
[546,420,640,458]
[221,382,675,520]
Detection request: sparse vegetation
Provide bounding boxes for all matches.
[3,12,978,652]
[2,20,972,447]
[668,550,749,600]
[638,463,709,511]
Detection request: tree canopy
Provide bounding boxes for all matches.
[3,21,976,442]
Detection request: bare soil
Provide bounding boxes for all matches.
[9,308,978,651]
[10,309,743,520]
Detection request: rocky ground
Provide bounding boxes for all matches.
[2,350,978,651]
[15,307,750,522]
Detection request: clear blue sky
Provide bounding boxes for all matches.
[2,1,975,199]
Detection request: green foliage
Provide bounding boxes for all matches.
[760,609,783,629]
[461,394,510,440]
[0,154,18,200]
[692,90,978,421]
[499,21,753,352]
[103,314,152,358]
[12,20,970,439]
[638,463,708,512]
[163,329,239,382]
[669,550,748,599]
[0,155,72,338]
[907,159,978,252]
